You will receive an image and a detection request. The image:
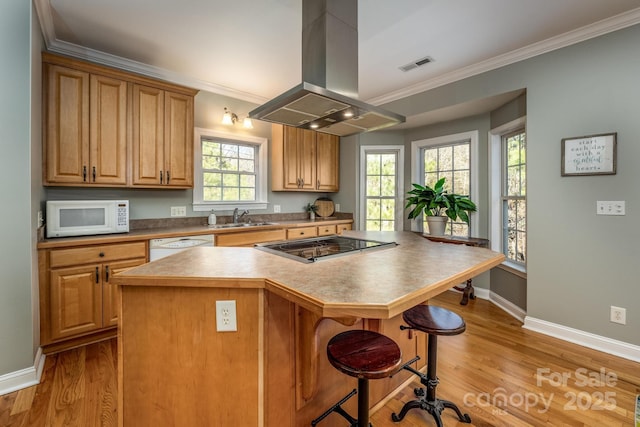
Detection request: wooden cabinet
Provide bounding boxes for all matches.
[337,223,352,234]
[317,224,336,236]
[39,241,146,352]
[216,229,287,247]
[316,132,340,192]
[287,226,318,240]
[132,85,193,187]
[44,65,127,186]
[272,124,340,192]
[42,53,197,189]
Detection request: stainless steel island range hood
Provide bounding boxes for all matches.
[249,0,405,137]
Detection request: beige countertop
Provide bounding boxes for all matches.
[113,230,505,319]
[37,217,353,249]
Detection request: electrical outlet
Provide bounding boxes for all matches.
[216,300,237,332]
[335,203,341,212]
[274,205,281,213]
[597,201,625,216]
[610,306,626,325]
[170,206,186,217]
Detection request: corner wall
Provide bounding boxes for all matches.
[0,0,37,379]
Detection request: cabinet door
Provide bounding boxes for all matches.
[49,264,102,340]
[164,91,193,187]
[282,126,302,189]
[298,128,317,190]
[103,258,146,327]
[132,84,165,185]
[90,74,128,185]
[316,133,339,192]
[45,64,89,184]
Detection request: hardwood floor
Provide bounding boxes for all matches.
[1,290,638,426]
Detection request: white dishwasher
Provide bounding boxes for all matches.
[149,235,214,261]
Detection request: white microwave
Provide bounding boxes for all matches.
[46,200,129,238]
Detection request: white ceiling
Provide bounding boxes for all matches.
[35,0,640,128]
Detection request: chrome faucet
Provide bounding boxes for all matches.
[232,208,250,223]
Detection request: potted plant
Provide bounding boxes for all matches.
[304,202,319,220]
[405,177,477,236]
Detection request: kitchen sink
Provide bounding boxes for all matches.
[208,222,278,229]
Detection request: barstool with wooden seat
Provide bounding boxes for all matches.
[391,305,471,426]
[311,329,403,427]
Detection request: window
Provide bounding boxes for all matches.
[422,142,471,236]
[193,128,268,211]
[502,130,526,264]
[490,117,526,272]
[360,146,404,231]
[411,131,479,237]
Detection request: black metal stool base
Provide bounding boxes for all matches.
[310,388,373,427]
[392,396,471,426]
[391,338,471,426]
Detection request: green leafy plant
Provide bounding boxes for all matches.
[405,177,477,224]
[304,203,318,214]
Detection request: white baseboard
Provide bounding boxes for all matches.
[489,292,527,323]
[0,347,45,396]
[458,288,640,363]
[523,317,640,363]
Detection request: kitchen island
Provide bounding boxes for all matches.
[113,231,504,426]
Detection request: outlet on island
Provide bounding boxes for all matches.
[216,300,237,332]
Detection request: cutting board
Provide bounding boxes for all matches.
[315,198,335,218]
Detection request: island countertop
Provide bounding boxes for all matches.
[113,231,505,319]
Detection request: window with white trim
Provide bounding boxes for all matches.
[359,146,404,231]
[411,131,479,237]
[193,128,268,211]
[489,117,526,272]
[502,129,526,265]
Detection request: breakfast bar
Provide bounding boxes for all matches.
[113,231,504,426]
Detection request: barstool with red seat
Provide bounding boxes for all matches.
[391,304,471,426]
[311,329,403,427]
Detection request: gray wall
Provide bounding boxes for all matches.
[0,0,37,376]
[380,24,640,345]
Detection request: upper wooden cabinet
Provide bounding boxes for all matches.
[131,85,193,187]
[42,53,197,188]
[44,65,128,185]
[272,124,340,192]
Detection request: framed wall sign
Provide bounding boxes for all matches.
[561,132,617,176]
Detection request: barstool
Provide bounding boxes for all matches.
[311,329,402,427]
[391,305,471,426]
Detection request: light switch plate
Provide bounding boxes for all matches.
[170,206,187,217]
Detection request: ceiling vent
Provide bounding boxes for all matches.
[399,56,435,72]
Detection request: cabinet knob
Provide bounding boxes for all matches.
[99,252,105,257]
[160,170,164,184]
[92,166,96,182]
[166,171,170,184]
[95,267,100,284]
[105,265,110,282]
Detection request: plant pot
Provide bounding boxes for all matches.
[425,216,448,236]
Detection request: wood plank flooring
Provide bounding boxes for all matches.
[1,290,638,426]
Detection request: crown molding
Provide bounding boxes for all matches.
[33,0,640,106]
[367,7,640,106]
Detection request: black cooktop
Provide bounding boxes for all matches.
[255,235,397,263]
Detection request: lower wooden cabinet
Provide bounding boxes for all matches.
[39,241,146,352]
[216,229,287,247]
